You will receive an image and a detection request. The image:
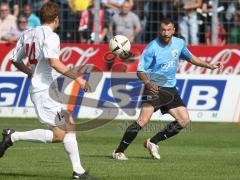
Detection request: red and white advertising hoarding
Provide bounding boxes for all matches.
[0,43,240,122]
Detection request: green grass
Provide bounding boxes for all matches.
[0,118,240,180]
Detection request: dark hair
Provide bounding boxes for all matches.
[18,15,27,22]
[160,18,175,26]
[23,4,32,9]
[40,2,60,24]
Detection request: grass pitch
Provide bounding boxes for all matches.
[0,118,240,180]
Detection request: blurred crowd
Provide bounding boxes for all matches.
[0,0,240,45]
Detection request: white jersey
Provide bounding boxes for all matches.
[12,25,60,93]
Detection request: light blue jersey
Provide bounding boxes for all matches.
[137,36,192,87]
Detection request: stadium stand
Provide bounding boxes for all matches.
[0,0,239,44]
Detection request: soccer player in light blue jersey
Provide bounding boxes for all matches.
[113,18,223,160]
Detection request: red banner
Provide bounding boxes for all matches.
[0,43,240,74]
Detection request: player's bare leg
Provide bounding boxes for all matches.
[113,104,154,160]
[137,104,155,127]
[0,112,94,179]
[168,106,190,128]
[50,112,92,179]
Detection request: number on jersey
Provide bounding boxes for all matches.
[25,43,37,64]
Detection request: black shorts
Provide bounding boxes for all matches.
[141,87,185,114]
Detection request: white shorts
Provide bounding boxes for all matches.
[30,90,67,126]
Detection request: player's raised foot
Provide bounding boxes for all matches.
[144,139,160,160]
[72,171,96,179]
[112,150,128,160]
[0,129,15,158]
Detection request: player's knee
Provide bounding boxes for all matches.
[53,131,66,142]
[137,117,150,127]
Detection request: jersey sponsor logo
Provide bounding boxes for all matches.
[160,61,178,71]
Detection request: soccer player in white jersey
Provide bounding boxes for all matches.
[0,2,94,179]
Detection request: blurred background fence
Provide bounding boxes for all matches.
[1,0,240,45]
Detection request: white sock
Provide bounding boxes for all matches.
[11,129,53,143]
[63,132,85,174]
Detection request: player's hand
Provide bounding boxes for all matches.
[83,82,92,92]
[27,70,33,79]
[145,82,158,94]
[77,77,92,92]
[209,62,224,70]
[129,35,135,43]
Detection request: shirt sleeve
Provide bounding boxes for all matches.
[35,16,41,27]
[43,34,60,60]
[110,14,116,27]
[133,14,141,29]
[11,16,17,32]
[12,35,25,63]
[137,43,155,72]
[180,43,192,61]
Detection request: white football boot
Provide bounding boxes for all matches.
[144,139,160,160]
[112,150,128,160]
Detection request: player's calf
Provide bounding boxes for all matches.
[149,121,184,145]
[115,122,142,154]
[178,117,190,128]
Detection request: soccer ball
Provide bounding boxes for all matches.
[109,35,131,58]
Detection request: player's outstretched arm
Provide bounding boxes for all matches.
[189,55,224,70]
[12,61,32,78]
[49,58,91,92]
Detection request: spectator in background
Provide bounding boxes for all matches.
[228,11,240,44]
[198,0,211,44]
[79,2,108,43]
[68,0,90,13]
[102,0,131,16]
[1,0,19,17]
[226,0,240,34]
[200,1,226,45]
[1,16,28,43]
[226,0,240,22]
[144,0,178,43]
[0,2,17,42]
[23,4,41,28]
[110,1,141,43]
[132,0,147,43]
[205,18,226,46]
[33,0,51,12]
[175,0,202,45]
[67,0,90,43]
